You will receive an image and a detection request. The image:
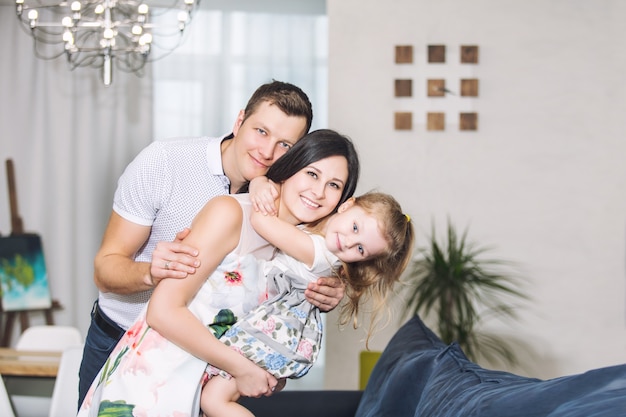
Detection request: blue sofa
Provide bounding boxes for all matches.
[240,315,626,416]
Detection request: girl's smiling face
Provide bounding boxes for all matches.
[323,199,389,263]
[278,155,349,226]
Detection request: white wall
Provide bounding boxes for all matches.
[324,0,626,389]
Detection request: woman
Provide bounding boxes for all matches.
[202,190,415,417]
[78,129,360,417]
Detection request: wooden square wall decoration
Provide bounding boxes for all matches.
[460,112,478,130]
[428,45,446,63]
[461,45,479,63]
[395,45,413,64]
[427,113,445,131]
[427,79,446,97]
[460,79,479,97]
[394,112,412,130]
[395,79,413,97]
[392,43,480,132]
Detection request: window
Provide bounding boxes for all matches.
[153,8,328,139]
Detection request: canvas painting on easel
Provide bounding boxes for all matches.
[0,234,52,311]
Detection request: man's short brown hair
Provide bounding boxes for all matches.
[243,80,313,135]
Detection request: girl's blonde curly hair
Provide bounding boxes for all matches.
[313,191,415,348]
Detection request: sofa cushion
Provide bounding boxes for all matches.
[239,390,362,417]
[356,315,626,417]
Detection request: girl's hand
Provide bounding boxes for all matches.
[249,176,279,216]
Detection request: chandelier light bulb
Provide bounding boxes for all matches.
[70,1,81,11]
[62,16,73,27]
[131,25,143,35]
[138,4,149,14]
[103,28,114,39]
[27,9,37,20]
[138,33,152,45]
[63,30,74,44]
[184,0,194,5]
[94,4,104,14]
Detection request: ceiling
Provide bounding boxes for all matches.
[1,0,326,13]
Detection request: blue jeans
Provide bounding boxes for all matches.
[77,301,125,409]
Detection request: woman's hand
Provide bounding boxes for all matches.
[274,378,287,393]
[148,228,200,286]
[249,176,280,216]
[232,362,279,398]
[305,275,346,312]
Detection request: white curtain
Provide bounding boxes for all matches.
[153,8,329,138]
[0,6,153,339]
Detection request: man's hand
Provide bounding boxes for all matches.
[149,228,200,286]
[305,275,346,312]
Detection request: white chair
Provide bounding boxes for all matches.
[15,325,83,351]
[0,375,16,417]
[11,326,83,417]
[49,345,83,417]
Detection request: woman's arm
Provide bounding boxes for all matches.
[146,196,277,397]
[250,207,316,268]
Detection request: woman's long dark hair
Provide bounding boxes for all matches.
[266,129,360,207]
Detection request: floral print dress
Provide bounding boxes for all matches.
[213,233,340,380]
[78,196,271,417]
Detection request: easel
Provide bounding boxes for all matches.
[0,159,61,347]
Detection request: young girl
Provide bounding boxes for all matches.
[200,190,415,417]
[78,129,360,417]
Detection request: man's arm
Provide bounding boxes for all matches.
[94,211,199,294]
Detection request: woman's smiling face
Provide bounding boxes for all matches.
[278,155,349,226]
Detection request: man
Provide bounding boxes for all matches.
[78,81,345,405]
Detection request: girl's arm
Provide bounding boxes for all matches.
[146,196,277,397]
[250,204,316,268]
[251,178,345,312]
[249,176,279,216]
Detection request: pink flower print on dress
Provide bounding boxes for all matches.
[261,316,276,335]
[136,327,168,353]
[109,318,145,357]
[297,339,314,359]
[119,349,154,377]
[224,270,243,285]
[120,327,167,377]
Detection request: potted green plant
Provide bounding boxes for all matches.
[402,219,529,367]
